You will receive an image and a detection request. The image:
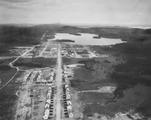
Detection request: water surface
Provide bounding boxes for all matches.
[51,33,126,45]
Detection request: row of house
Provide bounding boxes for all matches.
[62,65,75,118]
[43,86,55,120]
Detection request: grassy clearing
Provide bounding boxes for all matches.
[70,56,120,91]
[0,58,17,86]
[0,71,23,120]
[13,57,56,69]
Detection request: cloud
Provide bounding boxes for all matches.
[4,0,27,2]
[0,0,31,9]
[0,0,150,25]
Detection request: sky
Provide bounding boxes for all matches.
[0,0,151,26]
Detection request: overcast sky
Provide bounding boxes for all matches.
[0,0,151,26]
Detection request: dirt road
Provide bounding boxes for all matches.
[0,47,35,91]
[38,42,49,57]
[56,44,63,120]
[9,46,35,71]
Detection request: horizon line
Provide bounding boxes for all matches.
[0,23,151,29]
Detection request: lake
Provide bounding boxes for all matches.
[51,33,126,45]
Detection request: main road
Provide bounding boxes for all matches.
[56,43,63,120]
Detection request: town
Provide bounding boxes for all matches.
[13,37,99,120]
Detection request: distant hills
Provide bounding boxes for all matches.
[0,24,151,55]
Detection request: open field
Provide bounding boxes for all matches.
[13,58,56,70]
[0,58,17,86]
[0,71,23,120]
